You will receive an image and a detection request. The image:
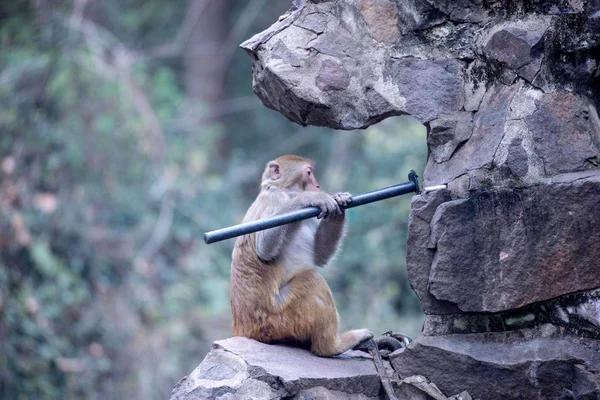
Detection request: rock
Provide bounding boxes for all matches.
[424,83,519,186]
[406,190,460,315]
[241,1,396,130]
[171,337,478,400]
[504,138,529,177]
[574,296,600,328]
[170,337,381,400]
[550,169,600,183]
[427,174,600,313]
[396,375,447,400]
[289,387,378,399]
[420,288,600,338]
[517,57,542,82]
[360,0,400,44]
[447,392,472,400]
[271,40,301,67]
[484,25,547,71]
[316,59,351,91]
[448,0,485,24]
[427,113,474,164]
[446,174,470,198]
[573,365,600,400]
[410,172,600,316]
[463,60,488,112]
[391,326,600,400]
[295,11,328,35]
[239,0,472,130]
[241,0,600,132]
[385,58,465,124]
[525,92,600,176]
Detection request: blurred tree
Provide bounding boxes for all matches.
[183,0,231,159]
[0,1,426,399]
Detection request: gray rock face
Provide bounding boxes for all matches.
[428,174,600,313]
[419,288,600,341]
[235,0,600,398]
[427,113,474,164]
[241,1,599,131]
[170,337,379,400]
[316,59,351,91]
[424,83,520,186]
[392,325,600,400]
[525,92,600,176]
[406,190,460,315]
[385,58,465,124]
[171,337,475,400]
[408,172,600,316]
[504,138,529,177]
[483,25,547,82]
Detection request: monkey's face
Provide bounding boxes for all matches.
[302,165,320,192]
[261,155,320,192]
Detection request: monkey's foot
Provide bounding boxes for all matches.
[318,329,373,356]
[348,329,374,349]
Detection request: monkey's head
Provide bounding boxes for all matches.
[261,155,320,192]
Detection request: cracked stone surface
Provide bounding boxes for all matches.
[428,174,600,313]
[392,325,600,400]
[241,0,599,133]
[407,171,600,316]
[170,337,474,400]
[170,337,379,399]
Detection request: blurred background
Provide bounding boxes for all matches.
[0,1,427,399]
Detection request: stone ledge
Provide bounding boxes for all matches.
[170,337,380,400]
[392,325,600,400]
[170,337,475,400]
[408,175,600,314]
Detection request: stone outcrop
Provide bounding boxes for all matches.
[170,337,474,400]
[174,0,600,398]
[392,325,600,400]
[423,175,600,313]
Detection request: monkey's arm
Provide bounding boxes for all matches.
[313,192,351,267]
[255,221,296,262]
[255,191,339,262]
[314,217,346,267]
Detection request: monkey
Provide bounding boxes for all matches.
[229,155,373,357]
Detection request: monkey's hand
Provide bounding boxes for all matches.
[327,192,352,220]
[304,192,342,219]
[333,192,352,208]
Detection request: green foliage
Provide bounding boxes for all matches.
[0,1,427,399]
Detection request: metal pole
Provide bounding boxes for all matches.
[204,170,420,244]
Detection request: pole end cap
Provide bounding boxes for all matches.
[408,170,421,194]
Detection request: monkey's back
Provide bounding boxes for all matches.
[229,234,281,337]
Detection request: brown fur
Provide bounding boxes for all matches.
[230,155,372,357]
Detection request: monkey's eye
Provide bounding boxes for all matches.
[274,167,279,174]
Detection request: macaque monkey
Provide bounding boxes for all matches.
[230,155,373,357]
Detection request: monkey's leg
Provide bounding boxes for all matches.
[268,270,373,356]
[304,274,373,357]
[312,328,374,357]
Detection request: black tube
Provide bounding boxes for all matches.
[204,170,419,244]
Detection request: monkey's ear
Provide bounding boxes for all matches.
[267,162,281,180]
